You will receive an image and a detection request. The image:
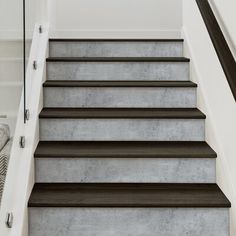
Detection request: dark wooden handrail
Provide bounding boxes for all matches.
[196,0,236,101]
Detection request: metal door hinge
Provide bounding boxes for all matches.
[5,212,13,228]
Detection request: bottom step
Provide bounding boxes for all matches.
[29,184,230,236]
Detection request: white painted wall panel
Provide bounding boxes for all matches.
[48,0,182,38]
[182,1,236,235]
[209,0,236,58]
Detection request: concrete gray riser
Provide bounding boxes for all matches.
[49,41,183,57]
[29,39,230,236]
[39,119,205,141]
[29,208,229,236]
[35,158,215,183]
[44,87,196,108]
[47,61,189,81]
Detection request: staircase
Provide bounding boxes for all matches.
[28,39,231,235]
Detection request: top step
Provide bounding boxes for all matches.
[49,39,184,58]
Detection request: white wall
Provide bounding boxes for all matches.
[49,0,182,38]
[0,0,47,134]
[182,1,236,235]
[0,0,22,39]
[0,0,46,39]
[209,0,236,58]
[0,41,23,134]
[1,0,182,38]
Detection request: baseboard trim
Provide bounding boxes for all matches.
[49,29,181,39]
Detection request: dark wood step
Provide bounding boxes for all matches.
[49,39,184,42]
[46,57,190,62]
[28,183,230,208]
[43,80,197,88]
[35,141,216,159]
[39,108,206,119]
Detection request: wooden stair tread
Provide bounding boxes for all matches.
[28,183,230,208]
[46,57,190,62]
[43,80,197,88]
[35,141,216,159]
[39,108,206,119]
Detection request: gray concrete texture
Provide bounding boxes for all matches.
[49,41,183,57]
[29,208,229,236]
[39,119,205,141]
[44,87,196,108]
[47,61,189,81]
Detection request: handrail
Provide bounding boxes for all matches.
[196,0,236,101]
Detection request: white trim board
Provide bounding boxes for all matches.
[50,29,181,39]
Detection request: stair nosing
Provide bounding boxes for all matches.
[34,141,217,159]
[28,183,231,208]
[43,80,197,88]
[46,57,190,62]
[35,154,216,159]
[39,108,206,119]
[29,204,229,208]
